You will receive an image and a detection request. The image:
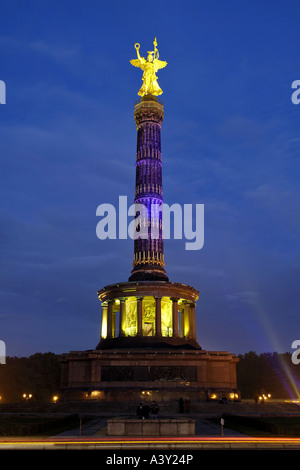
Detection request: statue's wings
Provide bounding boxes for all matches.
[154,59,167,70]
[130,58,145,68]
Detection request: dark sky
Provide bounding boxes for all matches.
[1,0,300,357]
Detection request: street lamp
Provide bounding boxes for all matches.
[23,393,32,403]
[258,393,272,403]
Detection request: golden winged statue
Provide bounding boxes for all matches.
[130,38,167,96]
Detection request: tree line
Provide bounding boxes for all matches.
[0,351,299,403]
[0,353,61,403]
[237,351,300,400]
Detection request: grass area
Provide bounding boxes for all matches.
[209,417,272,437]
[0,414,88,437]
[210,416,300,437]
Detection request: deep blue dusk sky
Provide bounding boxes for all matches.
[1,0,300,357]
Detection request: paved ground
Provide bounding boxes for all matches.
[2,419,300,450]
[53,416,246,437]
[54,417,108,437]
[1,404,300,450]
[195,418,245,436]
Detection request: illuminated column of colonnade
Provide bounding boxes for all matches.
[101,297,196,340]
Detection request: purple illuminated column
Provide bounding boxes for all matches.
[129,95,168,282]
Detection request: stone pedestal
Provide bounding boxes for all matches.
[60,345,239,402]
[107,418,195,436]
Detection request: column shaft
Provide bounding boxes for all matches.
[172,298,179,337]
[112,309,116,338]
[190,303,196,340]
[155,297,162,336]
[119,299,126,336]
[184,303,191,338]
[107,301,113,338]
[101,303,108,339]
[137,297,143,335]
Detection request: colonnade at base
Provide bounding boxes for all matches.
[100,295,197,341]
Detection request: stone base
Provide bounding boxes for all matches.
[60,347,239,402]
[107,418,195,436]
